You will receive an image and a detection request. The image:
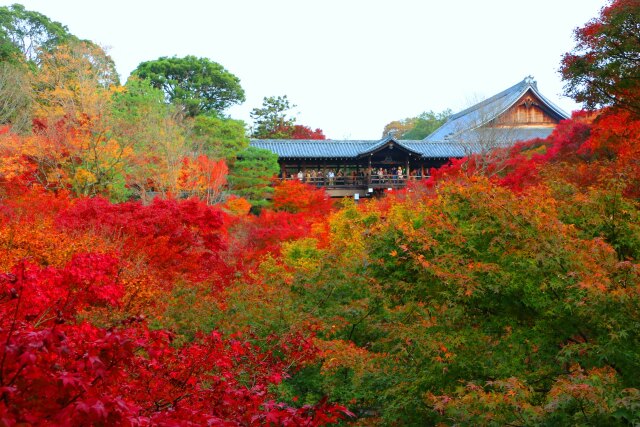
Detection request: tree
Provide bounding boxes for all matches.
[131,56,245,117]
[29,41,124,197]
[178,155,228,205]
[289,124,326,140]
[561,0,640,116]
[110,78,195,201]
[251,95,326,139]
[0,62,32,133]
[272,180,332,215]
[403,109,451,139]
[33,40,119,121]
[191,115,249,160]
[228,146,279,208]
[3,40,127,199]
[0,3,73,63]
[381,118,416,139]
[382,109,450,139]
[250,95,296,138]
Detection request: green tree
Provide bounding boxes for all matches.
[131,56,245,117]
[561,0,640,116]
[109,78,191,201]
[0,3,73,64]
[192,115,248,161]
[250,95,296,138]
[228,146,279,208]
[382,109,450,140]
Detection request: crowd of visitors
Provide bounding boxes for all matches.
[286,167,425,186]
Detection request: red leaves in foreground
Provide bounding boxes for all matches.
[0,259,352,426]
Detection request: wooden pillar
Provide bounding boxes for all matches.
[322,160,326,186]
[406,156,410,183]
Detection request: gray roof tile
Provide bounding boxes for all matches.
[250,139,379,158]
[250,138,519,159]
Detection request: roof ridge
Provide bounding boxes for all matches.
[446,77,531,122]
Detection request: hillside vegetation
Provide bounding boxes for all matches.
[1,0,640,425]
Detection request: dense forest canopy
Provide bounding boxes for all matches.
[2,1,640,425]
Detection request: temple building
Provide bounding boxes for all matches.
[250,76,569,197]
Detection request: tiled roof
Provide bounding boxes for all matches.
[453,127,555,144]
[250,138,516,159]
[250,139,380,158]
[401,141,498,158]
[425,76,569,142]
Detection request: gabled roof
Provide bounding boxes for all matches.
[425,76,569,142]
[356,134,424,157]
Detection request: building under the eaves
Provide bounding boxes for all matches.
[250,76,569,197]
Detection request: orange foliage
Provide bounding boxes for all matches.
[222,194,252,216]
[272,180,333,217]
[178,155,228,204]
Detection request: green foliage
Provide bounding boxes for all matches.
[154,283,219,345]
[403,109,451,139]
[192,115,248,161]
[110,77,177,150]
[0,3,73,64]
[110,77,167,127]
[131,55,245,117]
[382,109,451,140]
[228,146,279,207]
[551,179,640,261]
[250,95,296,138]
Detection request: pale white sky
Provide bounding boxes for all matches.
[7,0,605,139]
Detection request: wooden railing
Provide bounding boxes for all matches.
[281,174,427,189]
